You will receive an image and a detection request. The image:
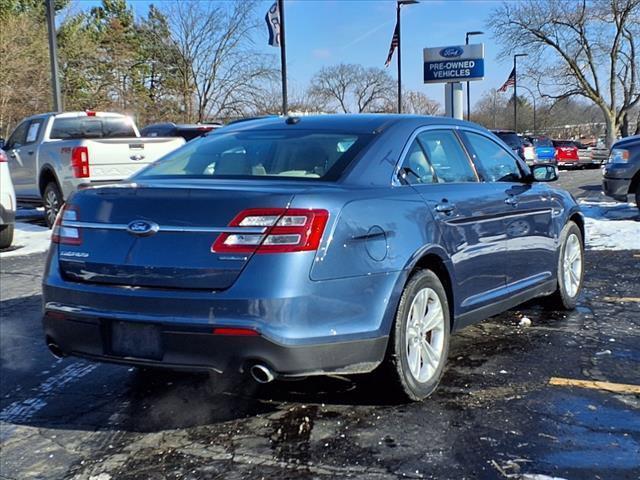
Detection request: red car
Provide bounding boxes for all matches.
[553,140,580,168]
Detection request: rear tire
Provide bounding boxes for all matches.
[43,182,63,228]
[385,269,450,401]
[544,221,584,310]
[0,224,14,249]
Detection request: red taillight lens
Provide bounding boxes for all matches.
[211,208,329,254]
[71,146,90,178]
[52,205,81,245]
[0,151,7,163]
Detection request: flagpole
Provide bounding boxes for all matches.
[278,0,288,115]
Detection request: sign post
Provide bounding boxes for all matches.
[423,44,484,120]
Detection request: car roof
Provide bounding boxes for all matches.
[219,114,473,134]
[614,134,640,148]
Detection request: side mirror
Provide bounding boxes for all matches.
[531,164,558,182]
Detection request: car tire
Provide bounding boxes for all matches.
[43,182,63,228]
[545,221,584,310]
[386,269,451,401]
[0,224,14,249]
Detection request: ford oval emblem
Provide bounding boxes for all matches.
[126,220,159,237]
[440,47,464,58]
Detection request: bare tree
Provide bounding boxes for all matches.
[309,64,394,113]
[490,0,640,146]
[164,1,276,122]
[401,90,441,115]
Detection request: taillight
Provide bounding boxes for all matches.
[0,150,7,162]
[52,205,81,245]
[212,208,329,254]
[71,146,90,178]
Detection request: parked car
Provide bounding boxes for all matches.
[140,122,221,142]
[602,134,640,211]
[43,115,584,401]
[525,135,556,163]
[0,149,16,248]
[553,140,580,168]
[491,130,527,162]
[2,111,184,227]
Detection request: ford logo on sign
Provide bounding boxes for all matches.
[440,47,464,58]
[126,220,159,237]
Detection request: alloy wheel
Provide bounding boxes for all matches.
[45,188,60,226]
[563,233,583,298]
[405,287,445,383]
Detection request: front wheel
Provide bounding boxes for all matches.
[386,269,450,401]
[43,182,63,228]
[545,221,584,310]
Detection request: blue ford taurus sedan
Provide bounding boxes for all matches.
[43,115,584,401]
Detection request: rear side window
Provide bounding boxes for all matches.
[417,130,477,183]
[400,140,435,184]
[50,117,136,139]
[134,130,373,181]
[464,132,524,183]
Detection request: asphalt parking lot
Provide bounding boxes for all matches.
[1,168,639,480]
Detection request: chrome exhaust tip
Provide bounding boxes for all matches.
[249,364,275,384]
[46,340,65,359]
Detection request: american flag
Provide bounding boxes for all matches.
[385,21,399,67]
[498,68,516,92]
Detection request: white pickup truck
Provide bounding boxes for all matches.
[1,111,185,226]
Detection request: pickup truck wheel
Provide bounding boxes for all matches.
[43,182,63,228]
[386,269,450,401]
[0,224,14,249]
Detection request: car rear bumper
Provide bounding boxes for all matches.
[42,249,400,376]
[42,312,388,376]
[602,176,631,201]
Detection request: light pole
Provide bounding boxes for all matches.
[45,0,62,111]
[465,30,483,121]
[517,84,536,135]
[513,53,528,132]
[396,0,419,113]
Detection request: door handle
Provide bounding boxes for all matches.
[435,203,456,214]
[505,196,518,206]
[27,150,34,155]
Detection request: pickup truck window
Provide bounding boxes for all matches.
[50,117,136,140]
[26,120,43,144]
[5,121,29,149]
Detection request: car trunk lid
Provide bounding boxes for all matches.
[56,181,298,290]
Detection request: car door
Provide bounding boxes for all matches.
[399,128,508,315]
[460,131,556,291]
[3,120,31,197]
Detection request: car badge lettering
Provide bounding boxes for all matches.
[126,220,159,237]
[440,47,464,58]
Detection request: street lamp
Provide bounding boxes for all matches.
[513,53,528,132]
[396,0,419,113]
[517,84,536,135]
[465,30,483,121]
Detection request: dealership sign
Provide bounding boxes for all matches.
[423,44,485,83]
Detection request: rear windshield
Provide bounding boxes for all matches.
[494,132,522,148]
[50,117,137,139]
[553,140,574,147]
[134,130,373,181]
[531,136,553,147]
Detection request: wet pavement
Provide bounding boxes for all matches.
[1,169,639,479]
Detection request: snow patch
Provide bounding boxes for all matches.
[0,222,51,258]
[580,200,640,250]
